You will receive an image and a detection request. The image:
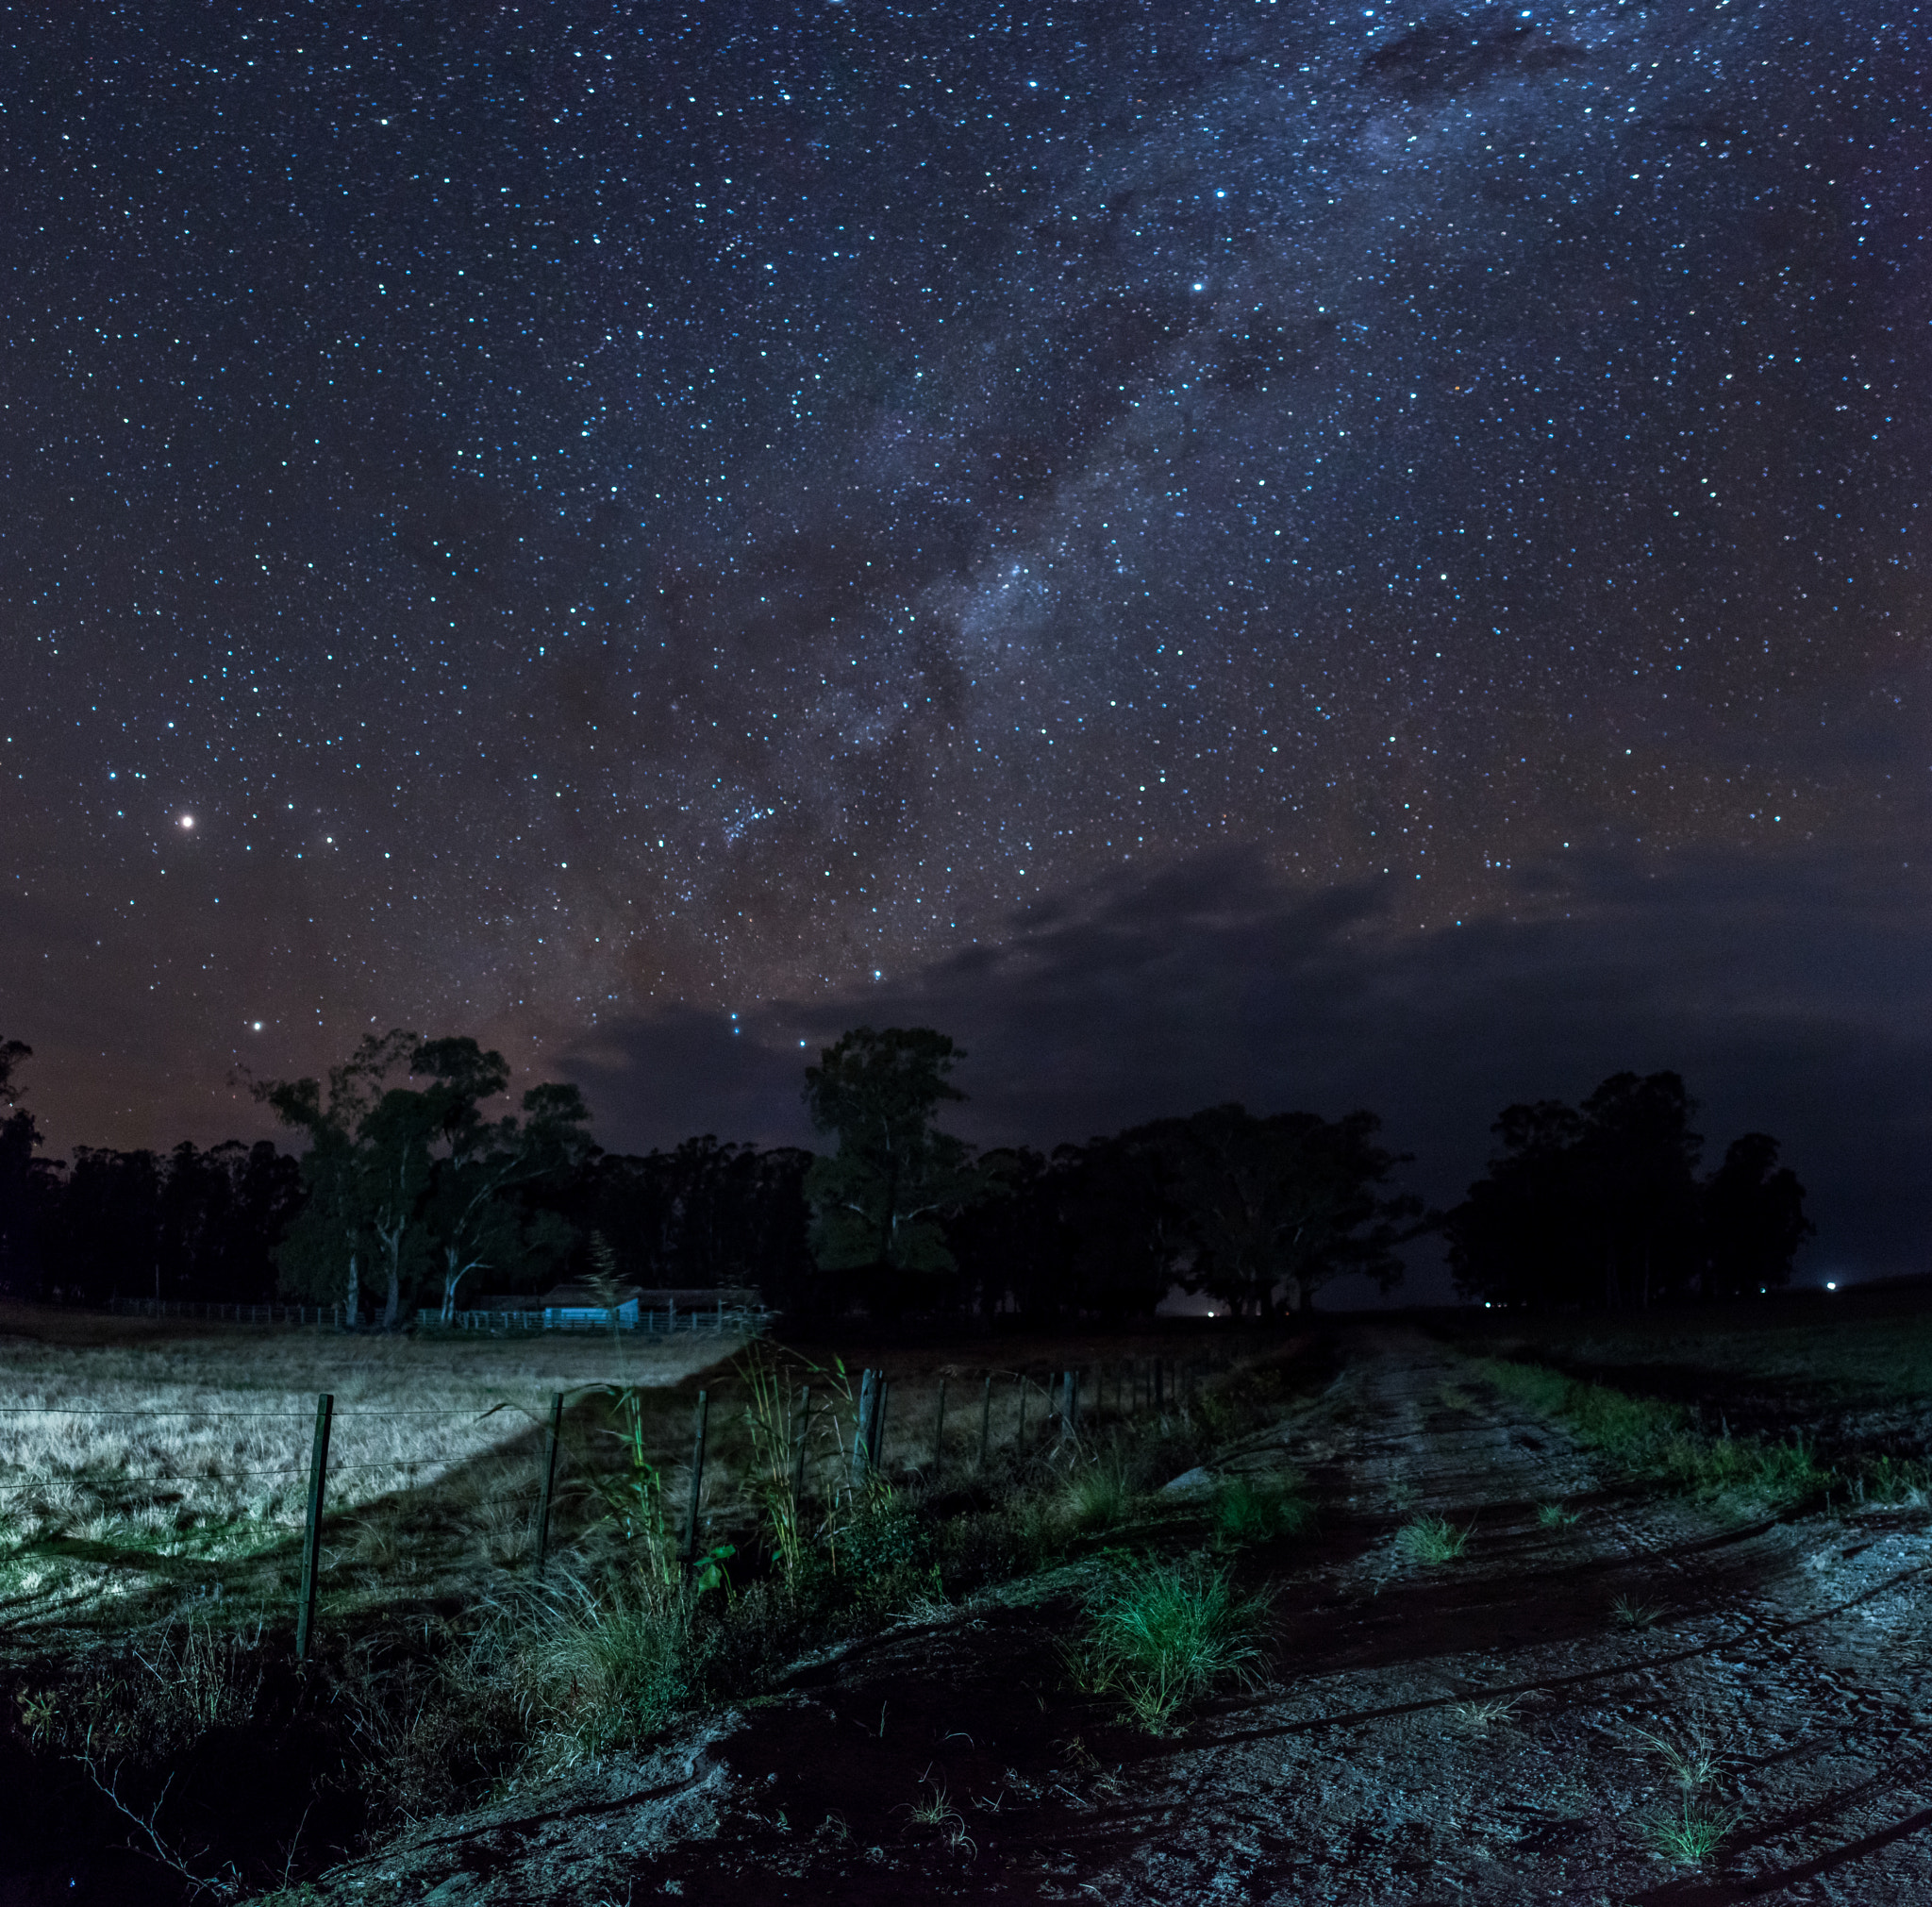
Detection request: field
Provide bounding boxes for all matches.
[0,1304,728,1640]
[4,1299,1932,1906]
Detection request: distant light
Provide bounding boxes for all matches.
[251,1021,263,1032]
[179,815,194,829]
[1825,1280,1839,1291]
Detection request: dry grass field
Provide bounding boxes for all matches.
[0,1304,730,1636]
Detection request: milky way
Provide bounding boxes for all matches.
[1,0,1924,1150]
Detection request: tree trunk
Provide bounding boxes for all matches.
[344,1248,360,1327]
[382,1252,401,1330]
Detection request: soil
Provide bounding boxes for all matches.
[257,1329,1932,1904]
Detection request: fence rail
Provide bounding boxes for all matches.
[426,1304,773,1337]
[104,1296,775,1337]
[111,1296,343,1327]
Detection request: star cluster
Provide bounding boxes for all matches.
[1,0,1924,1142]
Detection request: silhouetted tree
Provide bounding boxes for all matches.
[801,1026,984,1317]
[1449,1073,1806,1309]
[1168,1105,1418,1317]
[1699,1133,1813,1297]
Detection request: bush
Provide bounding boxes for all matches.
[1211,1472,1312,1545]
[1075,1555,1270,1733]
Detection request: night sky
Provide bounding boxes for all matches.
[3,1,1925,1290]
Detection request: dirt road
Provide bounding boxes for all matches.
[281,1331,1932,1905]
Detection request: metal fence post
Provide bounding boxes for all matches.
[681,1390,710,1581]
[534,1390,563,1574]
[978,1373,993,1471]
[853,1368,879,1482]
[295,1393,333,1662]
[931,1376,947,1478]
[791,1384,811,1508]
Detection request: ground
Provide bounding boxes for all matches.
[259,1327,1932,1906]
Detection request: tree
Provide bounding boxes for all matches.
[1575,1071,1703,1309]
[261,1032,598,1327]
[413,1044,594,1319]
[1169,1105,1419,1317]
[1447,1072,1798,1310]
[1700,1133,1812,1296]
[801,1026,984,1316]
[0,1038,30,1106]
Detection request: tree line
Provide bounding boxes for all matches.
[0,1029,1814,1322]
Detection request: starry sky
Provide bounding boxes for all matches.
[2,0,1926,1283]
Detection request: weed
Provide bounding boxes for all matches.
[1384,1478,1421,1512]
[1612,1596,1665,1631]
[1211,1472,1313,1546]
[1075,1554,1270,1733]
[1536,1501,1580,1529]
[1630,1723,1719,1793]
[1643,1798,1735,1865]
[1478,1358,1832,1510]
[1395,1515,1473,1564]
[489,1574,692,1767]
[1062,1461,1134,1534]
[1448,1695,1521,1733]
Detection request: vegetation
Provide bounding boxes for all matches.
[1074,1555,1271,1733]
[1445,1070,1811,1309]
[1478,1356,1835,1508]
[1394,1514,1473,1564]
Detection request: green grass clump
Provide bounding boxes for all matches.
[1612,1594,1664,1631]
[1536,1500,1581,1529]
[1395,1514,1473,1564]
[1062,1461,1135,1533]
[1077,1555,1270,1733]
[1478,1358,1830,1509]
[1645,1798,1735,1865]
[1211,1472,1313,1545]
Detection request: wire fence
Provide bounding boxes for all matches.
[0,1349,1240,1658]
[110,1297,343,1327]
[103,1296,776,1337]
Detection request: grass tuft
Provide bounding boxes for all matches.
[1612,1594,1665,1631]
[1643,1798,1735,1865]
[1210,1472,1312,1546]
[1076,1555,1270,1733]
[1395,1514,1473,1564]
[1062,1461,1135,1534]
[1536,1500,1580,1529]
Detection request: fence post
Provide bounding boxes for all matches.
[295,1393,334,1662]
[681,1390,710,1581]
[1015,1372,1027,1447]
[791,1384,811,1508]
[1154,1358,1164,1411]
[978,1373,993,1471]
[931,1377,947,1478]
[852,1368,879,1482]
[534,1391,564,1574]
[871,1376,891,1470]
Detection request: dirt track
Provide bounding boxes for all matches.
[280,1331,1932,1905]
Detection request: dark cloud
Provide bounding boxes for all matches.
[572,847,1932,1296]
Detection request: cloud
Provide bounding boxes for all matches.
[568,846,1932,1296]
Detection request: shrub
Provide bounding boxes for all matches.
[1211,1472,1312,1545]
[1075,1555,1270,1733]
[1395,1515,1472,1564]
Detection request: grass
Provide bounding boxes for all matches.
[1394,1514,1473,1564]
[1448,1695,1521,1733]
[1477,1356,1833,1509]
[1,1318,1320,1894]
[1076,1555,1271,1733]
[1210,1471,1312,1545]
[1645,1798,1736,1865]
[1613,1594,1665,1631]
[1536,1500,1581,1529]
[0,1309,723,1616]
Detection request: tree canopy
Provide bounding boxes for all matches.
[1445,1071,1811,1308]
[800,1026,985,1315]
